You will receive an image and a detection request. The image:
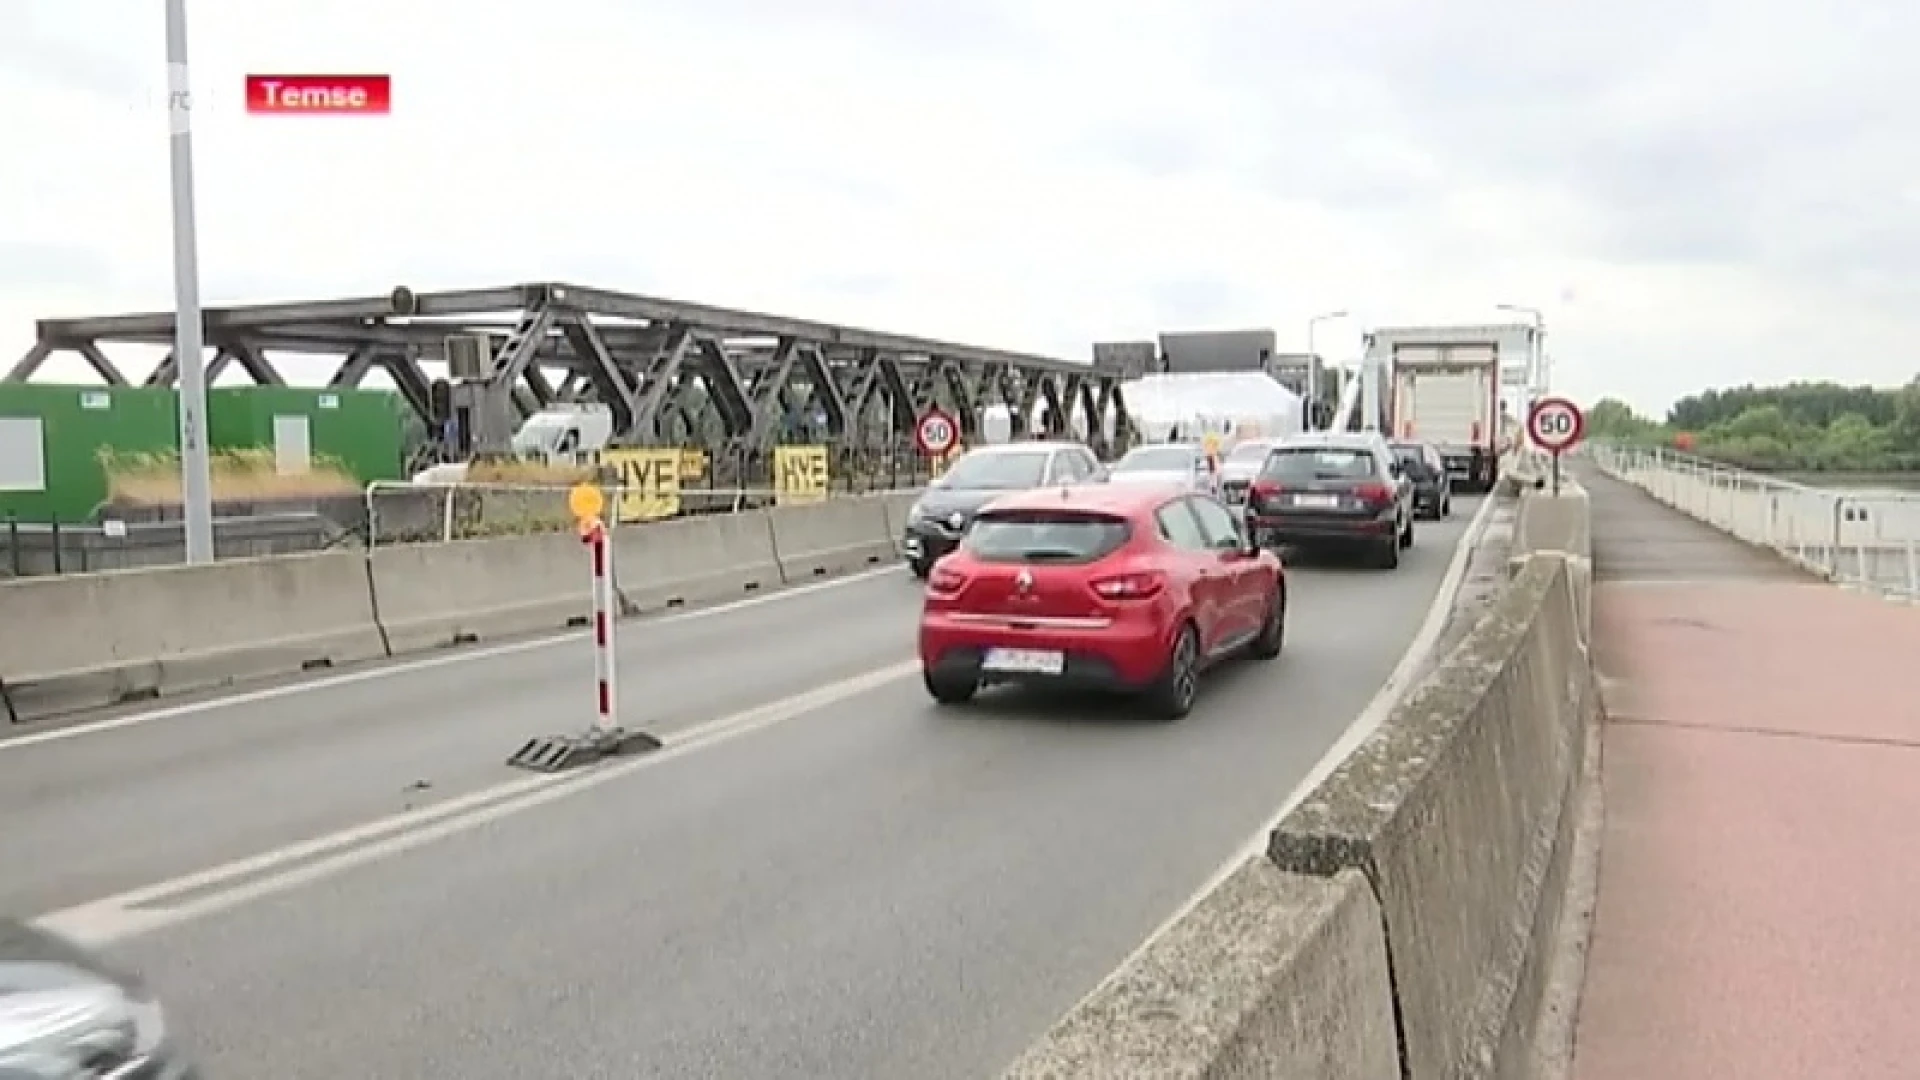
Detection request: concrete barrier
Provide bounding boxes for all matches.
[0,551,386,718]
[611,512,781,613]
[1002,861,1400,1080]
[768,496,895,582]
[367,531,592,653]
[2,495,910,722]
[1009,510,1597,1077]
[1269,554,1594,1079]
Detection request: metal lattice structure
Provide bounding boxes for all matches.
[9,284,1143,465]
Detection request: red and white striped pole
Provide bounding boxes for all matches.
[582,516,617,735]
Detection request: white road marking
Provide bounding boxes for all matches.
[0,564,905,754]
[1070,493,1503,1006]
[34,659,919,947]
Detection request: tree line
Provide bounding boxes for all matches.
[1588,377,1920,472]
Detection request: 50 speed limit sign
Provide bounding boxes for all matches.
[914,408,958,456]
[1526,397,1586,453]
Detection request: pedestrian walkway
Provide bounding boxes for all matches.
[1572,467,1920,1080]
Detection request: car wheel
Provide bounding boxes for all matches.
[1399,518,1415,549]
[923,668,976,705]
[1147,623,1201,721]
[909,555,931,579]
[1251,588,1285,660]
[1439,496,1451,520]
[1375,534,1401,570]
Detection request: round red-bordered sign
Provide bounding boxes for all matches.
[914,408,959,456]
[1526,396,1586,453]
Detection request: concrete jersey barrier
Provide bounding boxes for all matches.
[0,495,912,724]
[1007,486,1597,1079]
[0,550,387,718]
[1002,862,1400,1080]
[1268,554,1593,1079]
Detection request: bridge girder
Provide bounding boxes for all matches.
[13,283,1143,457]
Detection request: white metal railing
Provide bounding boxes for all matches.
[1588,443,1920,601]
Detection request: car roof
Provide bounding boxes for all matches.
[961,440,1084,457]
[1120,443,1200,456]
[978,482,1191,518]
[1277,430,1389,448]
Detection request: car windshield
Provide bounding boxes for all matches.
[963,510,1132,564]
[1114,446,1194,472]
[1262,446,1378,481]
[936,450,1050,490]
[1225,442,1272,464]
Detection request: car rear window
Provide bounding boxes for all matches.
[1261,447,1378,480]
[962,510,1132,564]
[1114,446,1193,472]
[936,450,1050,490]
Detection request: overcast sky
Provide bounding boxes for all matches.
[3,0,1916,417]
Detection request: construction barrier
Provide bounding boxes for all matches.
[0,493,917,723]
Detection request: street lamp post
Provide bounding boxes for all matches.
[1306,310,1349,431]
[166,0,215,565]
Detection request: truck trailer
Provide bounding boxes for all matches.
[1365,324,1535,494]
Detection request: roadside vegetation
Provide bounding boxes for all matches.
[1590,377,1920,473]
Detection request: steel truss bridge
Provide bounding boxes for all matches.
[9,283,1145,462]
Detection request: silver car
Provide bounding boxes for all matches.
[1217,438,1284,507]
[1106,443,1217,494]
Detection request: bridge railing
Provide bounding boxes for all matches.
[1590,442,1920,600]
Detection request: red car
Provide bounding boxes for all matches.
[918,483,1287,719]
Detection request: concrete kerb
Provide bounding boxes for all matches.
[1268,555,1596,1080]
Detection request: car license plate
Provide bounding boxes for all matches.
[1292,493,1340,509]
[982,648,1065,675]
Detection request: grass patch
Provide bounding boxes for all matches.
[101,447,361,504]
[464,458,601,486]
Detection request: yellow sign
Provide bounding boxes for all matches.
[566,483,605,522]
[774,445,830,506]
[605,449,682,522]
[678,449,708,482]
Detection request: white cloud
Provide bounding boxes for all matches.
[3,0,1916,415]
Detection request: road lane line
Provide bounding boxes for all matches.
[1069,494,1501,1009]
[34,658,919,947]
[1,564,906,754]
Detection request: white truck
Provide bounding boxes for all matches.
[1385,340,1502,493]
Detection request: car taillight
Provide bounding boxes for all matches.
[927,565,967,594]
[1354,482,1392,504]
[1091,571,1166,600]
[1249,480,1282,504]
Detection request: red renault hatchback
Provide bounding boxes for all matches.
[918,482,1286,719]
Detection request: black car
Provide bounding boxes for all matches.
[1243,432,1415,569]
[901,441,1105,577]
[0,918,199,1077]
[1390,441,1453,520]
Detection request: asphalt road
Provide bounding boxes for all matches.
[9,500,1482,1079]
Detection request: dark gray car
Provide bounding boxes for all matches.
[901,441,1104,577]
[1390,441,1453,520]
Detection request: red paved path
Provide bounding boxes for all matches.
[1574,470,1920,1080]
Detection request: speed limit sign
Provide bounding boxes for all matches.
[1526,397,1586,453]
[914,408,958,457]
